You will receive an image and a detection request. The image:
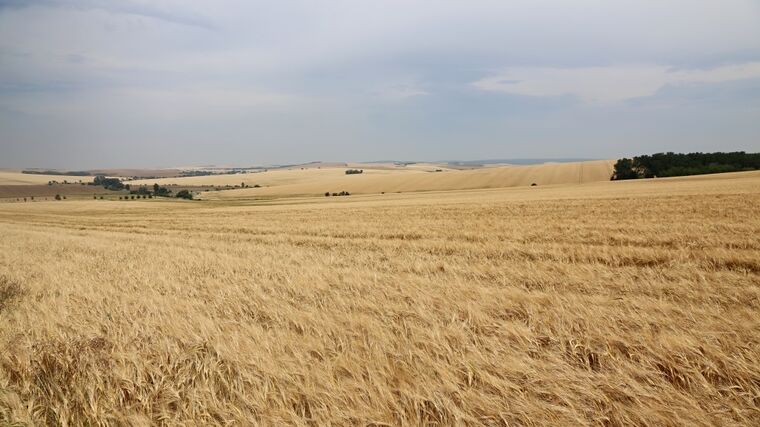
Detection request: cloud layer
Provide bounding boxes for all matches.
[1,1,760,168]
[473,63,760,103]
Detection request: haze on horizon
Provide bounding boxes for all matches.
[1,0,760,169]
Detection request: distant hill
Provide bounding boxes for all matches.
[195,159,615,199]
[444,158,598,167]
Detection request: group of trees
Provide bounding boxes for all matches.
[611,151,760,180]
[137,184,191,199]
[115,191,191,200]
[175,190,193,200]
[92,175,125,190]
[119,195,151,200]
[23,170,90,176]
[88,176,195,199]
[179,169,250,177]
[325,191,351,197]
[345,169,363,175]
[47,180,86,185]
[151,183,172,196]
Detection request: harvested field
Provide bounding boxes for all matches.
[0,184,107,200]
[0,171,759,425]
[0,171,94,185]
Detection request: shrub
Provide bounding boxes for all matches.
[54,194,61,200]
[325,192,331,197]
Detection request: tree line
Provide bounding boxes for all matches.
[22,170,90,176]
[90,175,193,199]
[611,151,760,180]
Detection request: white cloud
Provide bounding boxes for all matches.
[472,62,760,103]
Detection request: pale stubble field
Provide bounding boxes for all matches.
[1,172,759,426]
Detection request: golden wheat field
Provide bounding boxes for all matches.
[128,160,615,198]
[1,171,760,426]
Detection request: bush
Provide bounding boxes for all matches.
[325,192,331,197]
[54,194,61,200]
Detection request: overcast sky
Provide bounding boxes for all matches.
[1,0,760,168]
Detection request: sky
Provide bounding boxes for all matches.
[1,0,760,169]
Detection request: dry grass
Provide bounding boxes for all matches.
[0,172,759,425]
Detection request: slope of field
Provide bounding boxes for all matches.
[128,165,425,188]
[196,160,615,199]
[0,170,94,185]
[1,172,759,425]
